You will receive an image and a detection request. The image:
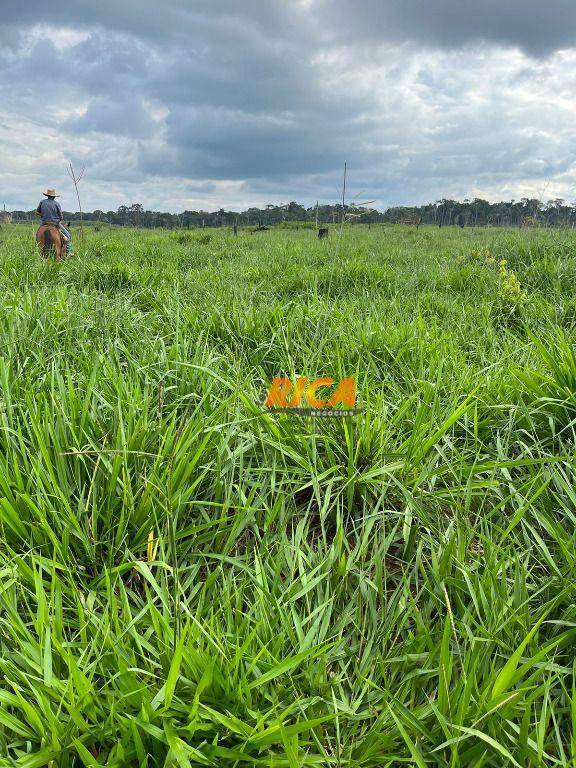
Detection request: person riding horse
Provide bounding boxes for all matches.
[35,189,73,259]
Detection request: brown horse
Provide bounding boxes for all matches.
[36,224,64,262]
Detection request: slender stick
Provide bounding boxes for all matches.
[340,163,347,232]
[338,161,348,245]
[67,162,86,247]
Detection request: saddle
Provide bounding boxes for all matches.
[36,223,63,244]
[37,223,63,238]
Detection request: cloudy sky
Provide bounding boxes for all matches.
[2,1,576,212]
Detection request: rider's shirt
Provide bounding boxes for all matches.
[37,198,63,224]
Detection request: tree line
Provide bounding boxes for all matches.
[6,197,576,229]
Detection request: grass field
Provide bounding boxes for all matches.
[0,222,575,766]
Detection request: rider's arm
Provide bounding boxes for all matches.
[35,203,41,217]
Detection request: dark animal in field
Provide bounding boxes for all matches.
[35,224,63,261]
[251,225,269,233]
[95,226,101,232]
[318,228,328,239]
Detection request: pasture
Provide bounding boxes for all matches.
[0,222,575,766]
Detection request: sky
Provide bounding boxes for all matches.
[2,1,576,212]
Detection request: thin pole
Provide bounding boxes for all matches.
[67,161,86,247]
[339,162,347,240]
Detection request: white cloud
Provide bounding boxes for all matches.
[1,5,576,211]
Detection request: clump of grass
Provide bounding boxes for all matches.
[77,261,136,293]
[174,231,213,246]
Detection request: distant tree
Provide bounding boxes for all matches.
[11,196,576,230]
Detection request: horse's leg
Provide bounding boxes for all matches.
[44,230,52,259]
[55,232,63,262]
[36,227,48,257]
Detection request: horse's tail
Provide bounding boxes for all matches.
[36,225,62,261]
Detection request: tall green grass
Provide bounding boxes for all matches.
[0,222,575,766]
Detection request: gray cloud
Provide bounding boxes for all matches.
[141,105,355,179]
[1,2,576,211]
[3,1,576,56]
[66,96,156,139]
[312,0,576,56]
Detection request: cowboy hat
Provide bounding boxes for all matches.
[42,189,59,197]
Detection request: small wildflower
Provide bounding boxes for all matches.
[484,251,528,307]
